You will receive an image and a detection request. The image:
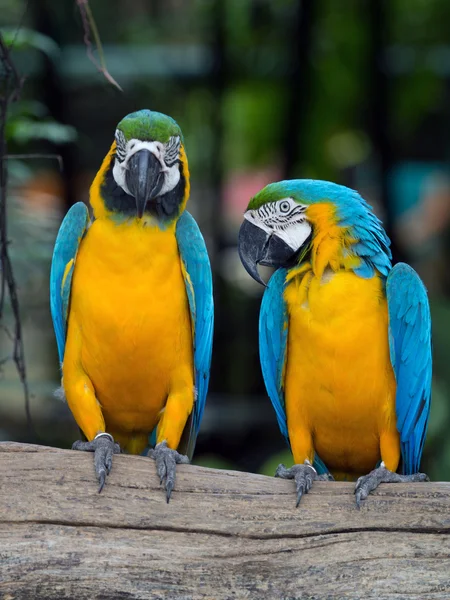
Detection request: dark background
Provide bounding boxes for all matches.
[1,0,450,479]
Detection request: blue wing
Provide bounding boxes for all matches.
[259,268,289,443]
[50,202,90,364]
[387,262,432,474]
[176,211,214,459]
[259,268,328,474]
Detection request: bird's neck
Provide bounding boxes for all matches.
[293,201,391,281]
[303,203,361,279]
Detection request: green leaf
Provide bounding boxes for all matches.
[6,118,77,145]
[1,27,60,61]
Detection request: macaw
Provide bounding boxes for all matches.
[238,179,431,507]
[50,109,213,500]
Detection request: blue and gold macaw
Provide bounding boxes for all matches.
[50,109,213,500]
[238,179,431,507]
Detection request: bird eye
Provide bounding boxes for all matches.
[280,201,290,213]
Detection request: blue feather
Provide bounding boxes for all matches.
[386,263,432,474]
[176,211,214,459]
[354,261,375,279]
[259,268,289,443]
[259,268,328,475]
[50,202,90,364]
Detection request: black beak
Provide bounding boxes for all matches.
[126,150,164,218]
[238,219,297,286]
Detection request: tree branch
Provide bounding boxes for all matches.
[75,0,123,91]
[1,442,449,599]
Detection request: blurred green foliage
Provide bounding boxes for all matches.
[1,27,59,59]
[1,28,76,149]
[6,111,77,145]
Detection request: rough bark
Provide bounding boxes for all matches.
[0,442,449,600]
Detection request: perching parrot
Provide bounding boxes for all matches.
[50,109,213,500]
[238,179,431,507]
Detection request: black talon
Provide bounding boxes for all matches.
[98,469,106,493]
[72,433,121,492]
[275,460,326,507]
[165,480,174,503]
[148,440,190,502]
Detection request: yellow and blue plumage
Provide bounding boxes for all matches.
[50,110,213,498]
[238,180,431,506]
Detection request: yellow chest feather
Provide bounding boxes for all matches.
[68,218,193,432]
[284,267,397,475]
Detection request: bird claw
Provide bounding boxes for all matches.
[72,433,121,492]
[148,441,189,502]
[354,484,369,510]
[354,462,430,509]
[275,460,319,507]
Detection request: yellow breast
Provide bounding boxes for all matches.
[67,217,193,435]
[284,267,397,477]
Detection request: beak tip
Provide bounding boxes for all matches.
[252,267,267,287]
[242,260,267,287]
[238,219,270,287]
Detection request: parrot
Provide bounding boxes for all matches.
[50,109,214,500]
[238,179,431,507]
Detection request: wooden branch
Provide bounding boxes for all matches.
[1,442,449,599]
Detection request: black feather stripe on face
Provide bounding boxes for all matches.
[115,129,127,163]
[164,135,181,167]
[254,201,307,230]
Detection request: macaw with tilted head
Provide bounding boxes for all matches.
[238,179,431,507]
[50,109,213,500]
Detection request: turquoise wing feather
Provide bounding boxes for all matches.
[50,202,90,364]
[175,211,214,459]
[386,263,432,474]
[259,268,328,474]
[259,268,289,443]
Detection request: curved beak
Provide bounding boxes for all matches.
[238,218,297,286]
[126,150,164,218]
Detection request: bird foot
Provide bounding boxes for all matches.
[354,462,429,509]
[72,433,121,493]
[148,440,189,503]
[275,460,332,507]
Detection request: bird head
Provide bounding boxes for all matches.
[92,109,189,223]
[238,179,391,285]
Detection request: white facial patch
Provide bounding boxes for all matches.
[112,133,181,197]
[244,197,312,251]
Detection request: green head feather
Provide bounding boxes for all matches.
[117,109,184,144]
[247,180,324,210]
